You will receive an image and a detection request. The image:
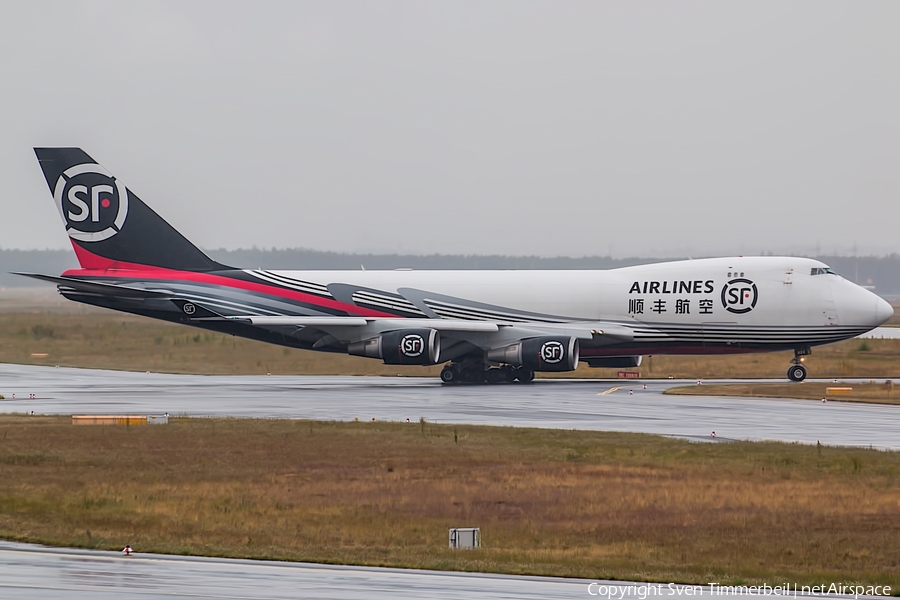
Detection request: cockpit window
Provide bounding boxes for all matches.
[810,267,837,276]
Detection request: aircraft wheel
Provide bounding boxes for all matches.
[440,366,459,384]
[787,364,807,382]
[500,366,517,383]
[516,367,535,383]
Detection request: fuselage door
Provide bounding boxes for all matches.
[822,286,839,326]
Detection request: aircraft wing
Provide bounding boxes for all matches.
[521,322,636,342]
[214,314,634,340]
[222,316,503,332]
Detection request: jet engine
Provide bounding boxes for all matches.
[584,356,643,368]
[486,336,579,372]
[348,329,440,365]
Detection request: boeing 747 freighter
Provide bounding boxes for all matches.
[22,148,893,383]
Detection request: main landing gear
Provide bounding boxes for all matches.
[787,348,810,382]
[440,362,535,385]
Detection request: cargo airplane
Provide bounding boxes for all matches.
[22,148,893,383]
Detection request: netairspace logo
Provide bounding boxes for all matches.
[586,583,892,599]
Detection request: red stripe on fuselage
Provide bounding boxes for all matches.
[63,244,396,318]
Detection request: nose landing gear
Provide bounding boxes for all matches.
[787,348,810,382]
[787,362,807,382]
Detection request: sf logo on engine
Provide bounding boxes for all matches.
[540,340,565,364]
[53,163,129,242]
[721,278,758,314]
[400,334,425,358]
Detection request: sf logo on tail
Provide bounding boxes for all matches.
[53,163,128,242]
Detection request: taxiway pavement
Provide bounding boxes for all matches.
[2,541,883,600]
[0,364,898,449]
[0,540,587,600]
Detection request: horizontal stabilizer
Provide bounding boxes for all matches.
[13,273,173,299]
[170,299,226,319]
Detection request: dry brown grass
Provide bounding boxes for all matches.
[667,382,900,404]
[2,309,900,379]
[0,416,898,587]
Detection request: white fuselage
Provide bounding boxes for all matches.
[259,256,887,329]
[61,255,891,365]
[214,256,890,359]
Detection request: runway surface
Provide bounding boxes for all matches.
[1,541,884,600]
[857,326,900,339]
[0,364,898,449]
[0,540,583,600]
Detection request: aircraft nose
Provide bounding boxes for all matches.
[875,296,893,325]
[835,281,894,327]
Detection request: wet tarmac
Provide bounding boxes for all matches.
[0,540,587,599]
[0,364,898,449]
[1,541,886,600]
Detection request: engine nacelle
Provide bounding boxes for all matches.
[584,356,643,369]
[486,336,579,372]
[347,329,440,365]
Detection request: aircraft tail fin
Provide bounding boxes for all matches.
[33,148,228,272]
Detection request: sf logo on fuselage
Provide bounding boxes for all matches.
[721,278,758,314]
[540,340,565,364]
[53,163,129,242]
[400,334,425,357]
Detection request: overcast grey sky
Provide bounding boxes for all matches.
[1,1,898,258]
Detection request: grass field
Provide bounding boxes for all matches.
[0,416,898,588]
[667,382,900,405]
[2,308,900,380]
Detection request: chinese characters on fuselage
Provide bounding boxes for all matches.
[628,279,715,316]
